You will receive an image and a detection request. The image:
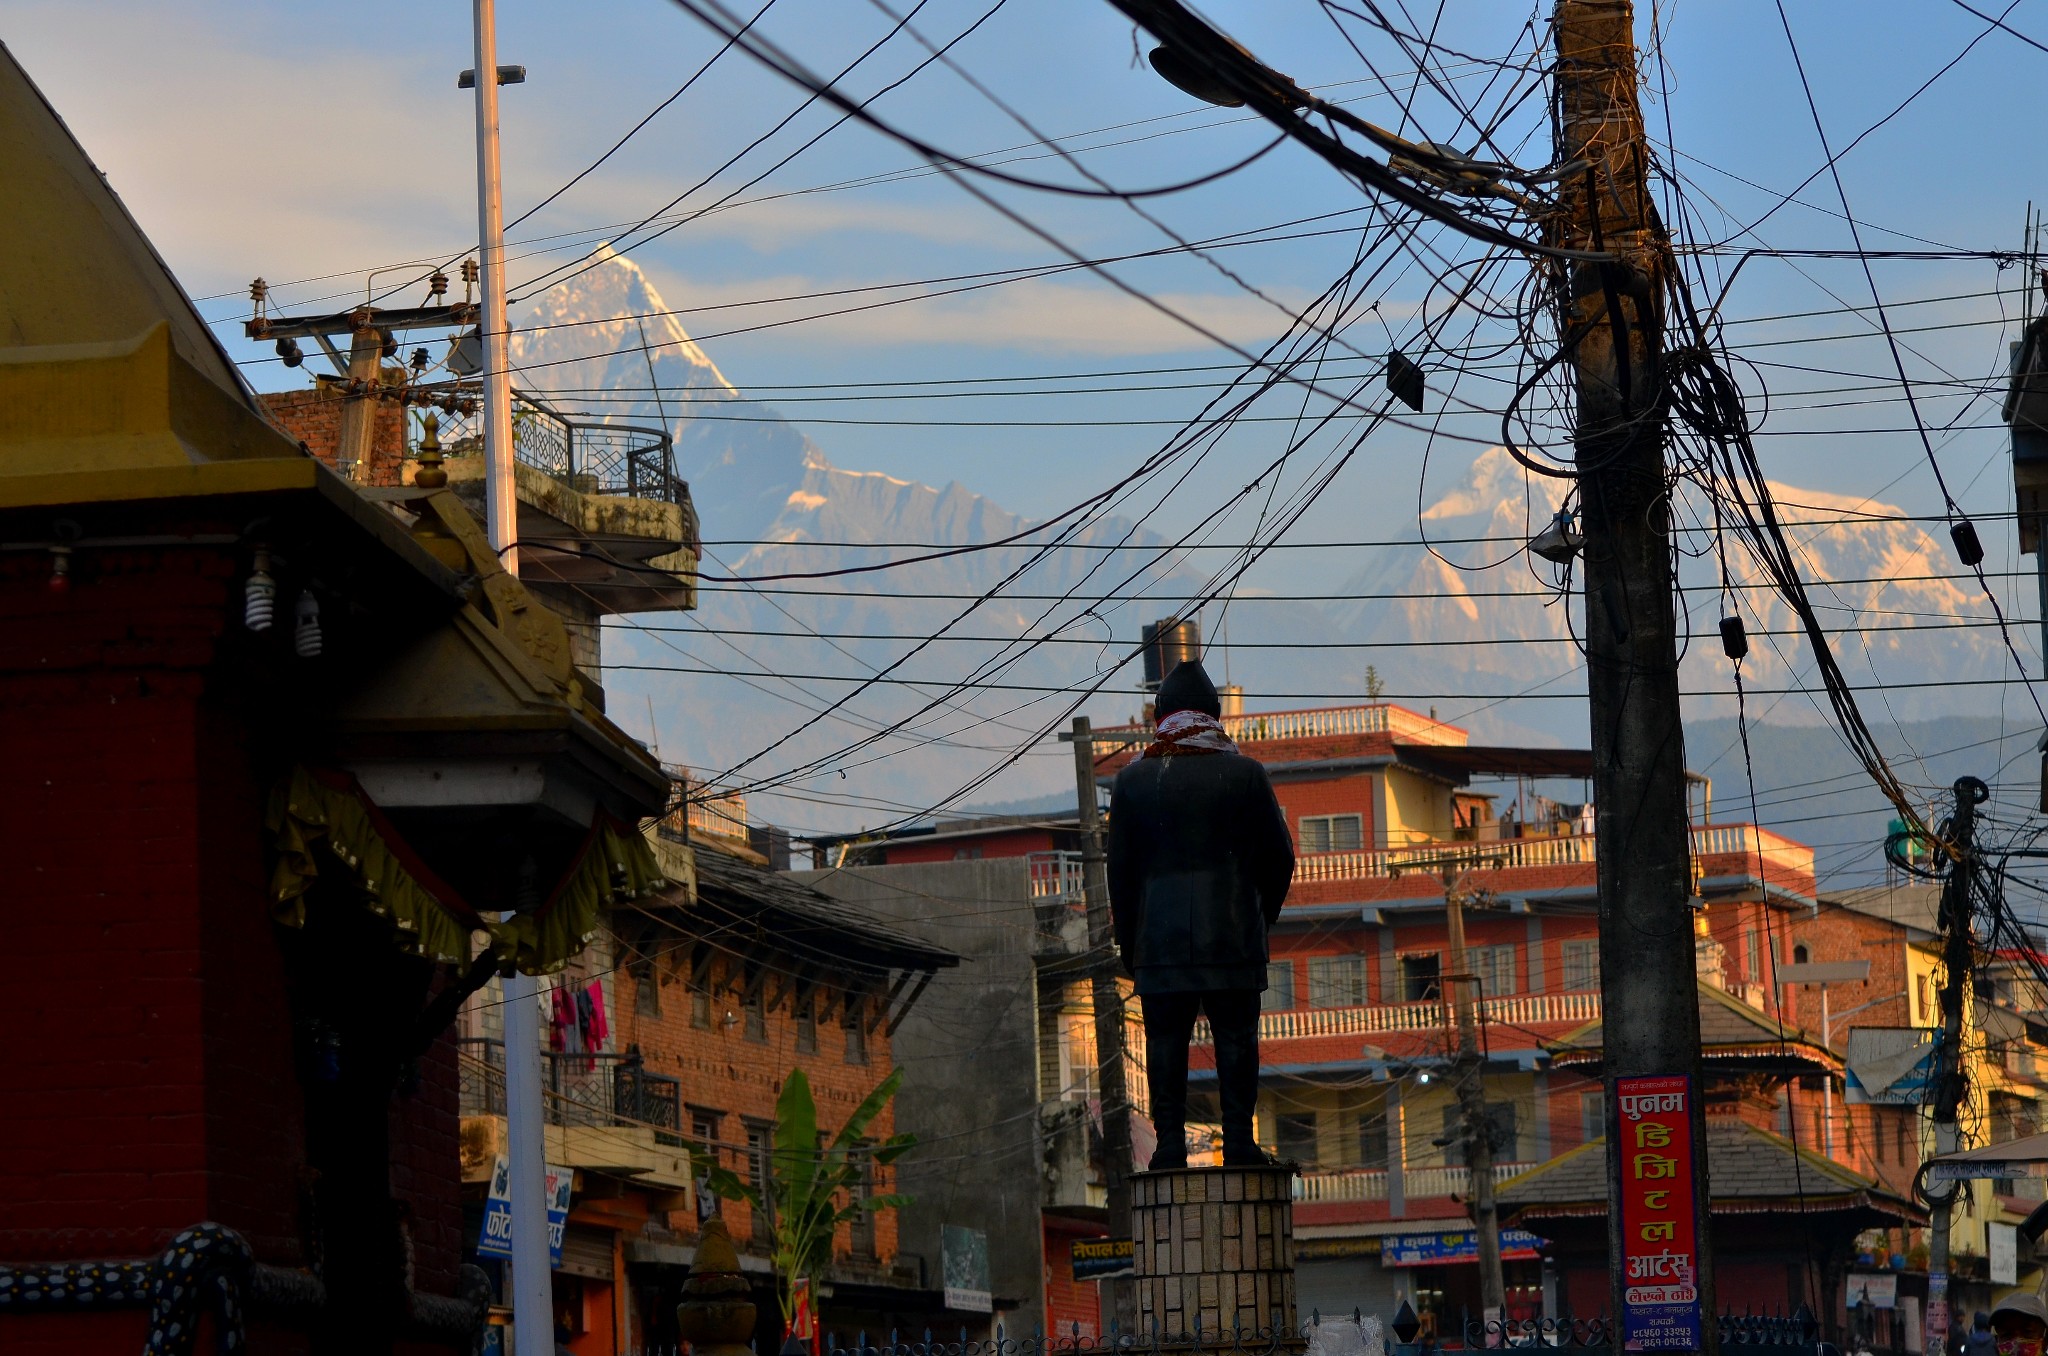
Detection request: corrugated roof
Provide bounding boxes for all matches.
[0,41,249,403]
[675,844,961,974]
[1499,1118,1919,1223]
[1548,982,1838,1070]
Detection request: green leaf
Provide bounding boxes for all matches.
[830,1066,904,1151]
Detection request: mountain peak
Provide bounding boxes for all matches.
[514,246,735,395]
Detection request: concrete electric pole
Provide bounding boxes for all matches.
[1438,862,1507,1324]
[469,0,548,1346]
[1549,1,1716,1343]
[1066,716,1137,1332]
[1924,776,1985,1356]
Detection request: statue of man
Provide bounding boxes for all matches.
[1108,659,1294,1169]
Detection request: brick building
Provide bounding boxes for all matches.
[456,833,959,1353]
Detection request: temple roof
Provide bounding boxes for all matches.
[1547,982,1839,1073]
[1499,1118,1921,1228]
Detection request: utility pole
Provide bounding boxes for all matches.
[471,0,547,1346]
[1924,776,1985,1356]
[336,322,384,481]
[1550,2,1715,1345]
[1066,716,1136,1332]
[1438,860,1506,1325]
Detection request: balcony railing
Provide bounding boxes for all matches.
[1102,702,1468,749]
[1193,991,1599,1045]
[1290,824,1811,887]
[458,1038,683,1146]
[426,383,691,508]
[1293,1160,1535,1203]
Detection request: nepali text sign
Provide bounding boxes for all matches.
[477,1155,573,1268]
[1380,1229,1544,1268]
[1616,1075,1704,1353]
[1071,1237,1134,1281]
[943,1224,993,1314]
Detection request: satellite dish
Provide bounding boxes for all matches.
[447,328,483,376]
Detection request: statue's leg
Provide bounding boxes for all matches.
[1207,990,1264,1164]
[1140,992,1197,1170]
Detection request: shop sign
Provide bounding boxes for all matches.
[1847,1274,1899,1310]
[477,1155,573,1268]
[1616,1075,1704,1352]
[943,1224,993,1313]
[1380,1229,1543,1267]
[1071,1237,1134,1281]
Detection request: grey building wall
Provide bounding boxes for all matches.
[797,859,1051,1330]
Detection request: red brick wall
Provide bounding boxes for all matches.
[612,951,901,1264]
[257,382,408,487]
[0,543,461,1322]
[1272,774,1377,849]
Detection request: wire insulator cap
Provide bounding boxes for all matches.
[1719,615,1748,661]
[1950,519,1985,568]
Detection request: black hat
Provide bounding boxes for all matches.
[1155,658,1222,719]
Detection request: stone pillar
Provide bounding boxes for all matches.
[1132,1166,1297,1339]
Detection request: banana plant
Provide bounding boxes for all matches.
[691,1067,916,1329]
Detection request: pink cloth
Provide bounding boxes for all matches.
[1139,709,1240,760]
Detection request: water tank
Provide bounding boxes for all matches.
[1141,617,1202,691]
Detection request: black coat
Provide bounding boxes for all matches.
[1107,749,1295,994]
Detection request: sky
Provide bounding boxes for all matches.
[10,0,2048,863]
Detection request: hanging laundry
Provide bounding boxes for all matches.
[586,979,609,1049]
[575,983,600,1072]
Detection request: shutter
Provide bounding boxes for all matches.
[559,1226,615,1280]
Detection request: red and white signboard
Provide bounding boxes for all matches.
[1616,1075,1705,1352]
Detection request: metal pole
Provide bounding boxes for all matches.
[473,0,546,1342]
[1550,3,1716,1345]
[1925,776,1983,1356]
[1441,865,1506,1324]
[1070,716,1136,1333]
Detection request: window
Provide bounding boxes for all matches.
[1470,944,1518,997]
[1580,1092,1605,1144]
[744,1120,776,1235]
[1276,1112,1318,1166]
[631,949,661,1017]
[1560,940,1599,992]
[1263,960,1297,1012]
[795,991,818,1054]
[843,991,869,1065]
[1308,954,1368,1008]
[1398,953,1442,1003]
[1916,974,1933,1024]
[1793,944,1811,965]
[1745,929,1762,985]
[847,1147,878,1258]
[743,980,767,1044]
[1442,1103,1519,1164]
[1298,813,1365,853]
[1357,1108,1389,1167]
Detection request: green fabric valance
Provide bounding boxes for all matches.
[266,766,667,974]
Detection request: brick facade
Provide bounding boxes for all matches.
[257,381,409,487]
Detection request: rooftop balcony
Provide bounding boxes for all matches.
[457,1038,696,1190]
[1103,701,1468,749]
[1293,823,1812,890]
[1194,992,1600,1046]
[1294,1160,1536,1204]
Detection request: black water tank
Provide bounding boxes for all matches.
[1141,617,1201,691]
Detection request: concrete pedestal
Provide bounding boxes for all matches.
[1132,1166,1298,1339]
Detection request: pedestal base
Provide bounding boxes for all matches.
[1132,1165,1297,1340]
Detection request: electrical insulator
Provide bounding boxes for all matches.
[411,347,430,372]
[294,592,323,658]
[1719,614,1749,661]
[48,544,71,595]
[249,277,268,312]
[275,337,303,369]
[429,270,449,299]
[244,547,276,631]
[1950,518,1985,568]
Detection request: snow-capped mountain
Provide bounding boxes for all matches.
[507,251,2030,831]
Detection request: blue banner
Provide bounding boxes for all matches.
[477,1155,573,1268]
[1381,1229,1543,1267]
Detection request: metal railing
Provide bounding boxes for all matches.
[1293,1160,1535,1203]
[1194,992,1600,1045]
[1101,702,1468,749]
[457,1038,683,1145]
[1289,824,1811,886]
[425,384,691,509]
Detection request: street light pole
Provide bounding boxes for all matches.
[471,0,547,1343]
[1439,861,1506,1324]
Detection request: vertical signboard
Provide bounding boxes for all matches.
[943,1224,993,1314]
[477,1155,574,1268]
[1616,1075,1705,1352]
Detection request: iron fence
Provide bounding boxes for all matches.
[422,383,690,508]
[455,1038,682,1145]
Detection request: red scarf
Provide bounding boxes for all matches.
[1140,709,1240,759]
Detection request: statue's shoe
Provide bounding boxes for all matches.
[1221,1146,1285,1168]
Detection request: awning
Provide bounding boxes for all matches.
[1927,1133,2048,1183]
[267,765,667,973]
